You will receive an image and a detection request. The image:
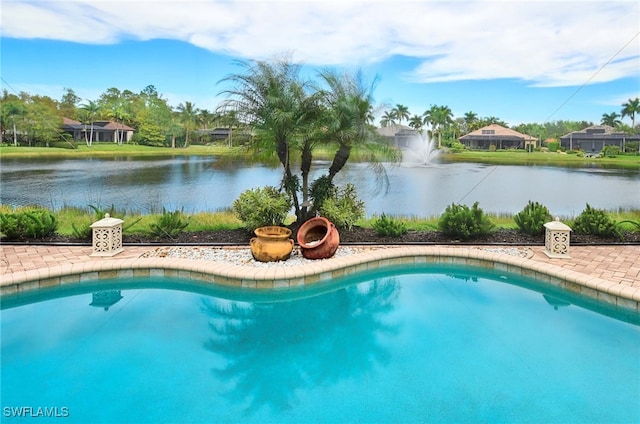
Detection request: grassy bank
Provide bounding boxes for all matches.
[0,144,243,158]
[3,143,639,168]
[443,150,640,169]
[3,205,638,237]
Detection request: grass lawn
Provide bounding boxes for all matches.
[0,143,246,158]
[3,143,638,168]
[443,150,640,169]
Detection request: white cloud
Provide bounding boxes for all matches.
[2,0,638,87]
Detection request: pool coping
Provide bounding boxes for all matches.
[1,245,638,313]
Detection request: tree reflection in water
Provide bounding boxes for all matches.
[201,278,400,414]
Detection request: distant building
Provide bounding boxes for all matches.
[559,125,639,153]
[62,117,134,143]
[194,127,232,140]
[459,124,537,150]
[376,124,418,147]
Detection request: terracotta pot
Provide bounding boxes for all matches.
[296,217,340,259]
[250,226,294,262]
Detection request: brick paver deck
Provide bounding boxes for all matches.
[1,244,638,310]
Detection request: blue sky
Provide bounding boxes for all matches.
[1,0,639,127]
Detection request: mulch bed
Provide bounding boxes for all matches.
[20,227,640,246]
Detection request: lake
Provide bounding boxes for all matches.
[1,156,638,217]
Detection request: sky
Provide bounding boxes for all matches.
[1,0,639,127]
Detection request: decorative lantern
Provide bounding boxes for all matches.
[543,217,571,258]
[90,213,124,257]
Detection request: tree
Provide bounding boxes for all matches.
[219,58,386,223]
[408,114,425,132]
[59,87,81,119]
[139,85,174,146]
[379,110,396,127]
[80,100,101,146]
[463,111,479,133]
[176,101,199,147]
[621,97,640,130]
[425,105,453,148]
[219,58,316,219]
[601,112,622,127]
[107,102,130,145]
[391,104,410,126]
[2,99,27,146]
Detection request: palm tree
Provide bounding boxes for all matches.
[219,58,317,219]
[197,109,214,130]
[408,114,425,132]
[621,97,640,130]
[379,110,396,127]
[177,101,199,147]
[463,111,479,133]
[601,112,622,127]
[2,100,27,146]
[219,58,387,223]
[391,104,410,126]
[425,105,453,148]
[317,69,378,182]
[80,100,100,146]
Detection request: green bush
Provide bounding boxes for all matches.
[149,208,190,239]
[319,183,365,230]
[309,175,335,211]
[232,186,292,231]
[547,141,560,152]
[438,202,495,240]
[0,208,57,240]
[573,204,621,240]
[602,145,620,158]
[68,204,140,240]
[513,201,552,236]
[372,213,408,237]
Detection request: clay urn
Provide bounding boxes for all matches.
[296,217,340,259]
[250,226,294,262]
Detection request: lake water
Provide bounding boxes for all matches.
[1,156,639,217]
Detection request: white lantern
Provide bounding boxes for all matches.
[90,213,124,257]
[543,217,572,258]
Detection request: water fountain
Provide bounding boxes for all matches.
[400,133,440,167]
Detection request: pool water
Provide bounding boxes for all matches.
[2,265,639,423]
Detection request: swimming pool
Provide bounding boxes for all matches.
[2,264,638,423]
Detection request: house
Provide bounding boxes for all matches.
[62,117,134,143]
[559,125,639,153]
[194,127,232,141]
[459,124,537,150]
[376,124,417,147]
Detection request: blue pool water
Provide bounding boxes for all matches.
[1,265,639,423]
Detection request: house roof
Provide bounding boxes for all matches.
[376,124,411,137]
[61,117,134,132]
[100,121,135,131]
[459,124,536,141]
[559,125,633,139]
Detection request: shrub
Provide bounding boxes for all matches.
[372,214,408,237]
[70,204,140,240]
[438,202,495,240]
[232,186,292,231]
[573,204,621,240]
[602,145,620,158]
[319,183,365,230]
[547,141,560,152]
[309,175,335,211]
[0,208,57,241]
[71,218,93,240]
[149,208,190,239]
[513,201,552,236]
